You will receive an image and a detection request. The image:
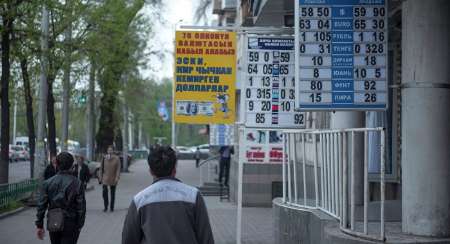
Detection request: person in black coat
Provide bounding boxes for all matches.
[72,154,90,189]
[44,156,58,180]
[36,152,86,243]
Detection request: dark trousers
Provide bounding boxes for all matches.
[49,220,80,244]
[219,157,231,186]
[196,158,200,168]
[102,185,116,210]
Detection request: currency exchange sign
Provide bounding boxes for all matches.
[174,31,236,124]
[245,36,306,128]
[296,0,388,110]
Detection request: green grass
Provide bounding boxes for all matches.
[0,201,24,215]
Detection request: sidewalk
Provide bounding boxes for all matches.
[0,159,274,244]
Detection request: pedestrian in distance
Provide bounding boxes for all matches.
[218,146,234,187]
[72,154,90,190]
[122,146,215,244]
[195,147,201,168]
[99,145,121,212]
[35,151,86,244]
[44,155,58,180]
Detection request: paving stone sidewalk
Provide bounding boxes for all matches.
[0,159,274,244]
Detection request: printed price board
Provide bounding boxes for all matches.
[244,36,306,128]
[210,124,234,146]
[243,129,285,164]
[174,31,236,124]
[296,0,388,110]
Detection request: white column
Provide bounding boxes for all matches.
[402,0,450,237]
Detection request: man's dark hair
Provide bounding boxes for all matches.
[56,152,74,171]
[147,146,177,177]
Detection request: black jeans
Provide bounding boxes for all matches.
[219,157,231,186]
[49,220,80,244]
[102,185,116,210]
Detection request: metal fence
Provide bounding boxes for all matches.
[0,179,38,209]
[282,127,386,242]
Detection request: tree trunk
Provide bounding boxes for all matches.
[96,79,118,154]
[47,76,57,157]
[61,16,72,151]
[20,58,36,177]
[86,60,96,161]
[0,14,12,184]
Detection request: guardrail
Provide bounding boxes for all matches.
[198,155,220,186]
[0,179,38,209]
[282,127,386,242]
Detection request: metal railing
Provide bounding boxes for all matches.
[282,127,386,242]
[0,179,38,209]
[198,155,220,187]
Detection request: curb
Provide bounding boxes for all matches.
[0,206,27,220]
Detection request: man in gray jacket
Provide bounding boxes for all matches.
[122,146,214,244]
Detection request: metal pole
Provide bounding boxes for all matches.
[363,131,368,234]
[326,133,331,211]
[380,129,386,240]
[338,133,343,220]
[34,5,49,179]
[334,133,339,216]
[330,133,335,214]
[293,134,298,203]
[320,134,325,208]
[287,134,292,202]
[350,131,355,230]
[294,0,300,110]
[236,128,244,244]
[302,134,307,206]
[343,132,348,228]
[282,132,287,203]
[313,134,319,207]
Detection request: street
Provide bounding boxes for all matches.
[0,159,274,244]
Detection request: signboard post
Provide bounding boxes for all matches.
[295,0,388,110]
[244,35,307,127]
[174,31,236,124]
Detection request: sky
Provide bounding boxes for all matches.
[140,0,214,82]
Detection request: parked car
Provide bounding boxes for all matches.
[189,144,212,159]
[9,145,20,162]
[85,160,101,180]
[176,146,194,159]
[14,145,29,161]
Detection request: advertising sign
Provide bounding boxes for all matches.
[174,31,236,124]
[210,124,234,146]
[296,0,388,110]
[243,129,285,164]
[244,36,306,128]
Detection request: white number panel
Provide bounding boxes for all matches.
[245,36,306,128]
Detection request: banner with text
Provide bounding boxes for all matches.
[174,31,236,124]
[243,128,285,164]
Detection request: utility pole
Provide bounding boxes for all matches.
[34,5,49,179]
[86,60,95,161]
[61,19,72,151]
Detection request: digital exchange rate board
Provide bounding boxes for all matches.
[244,36,306,128]
[296,0,388,110]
